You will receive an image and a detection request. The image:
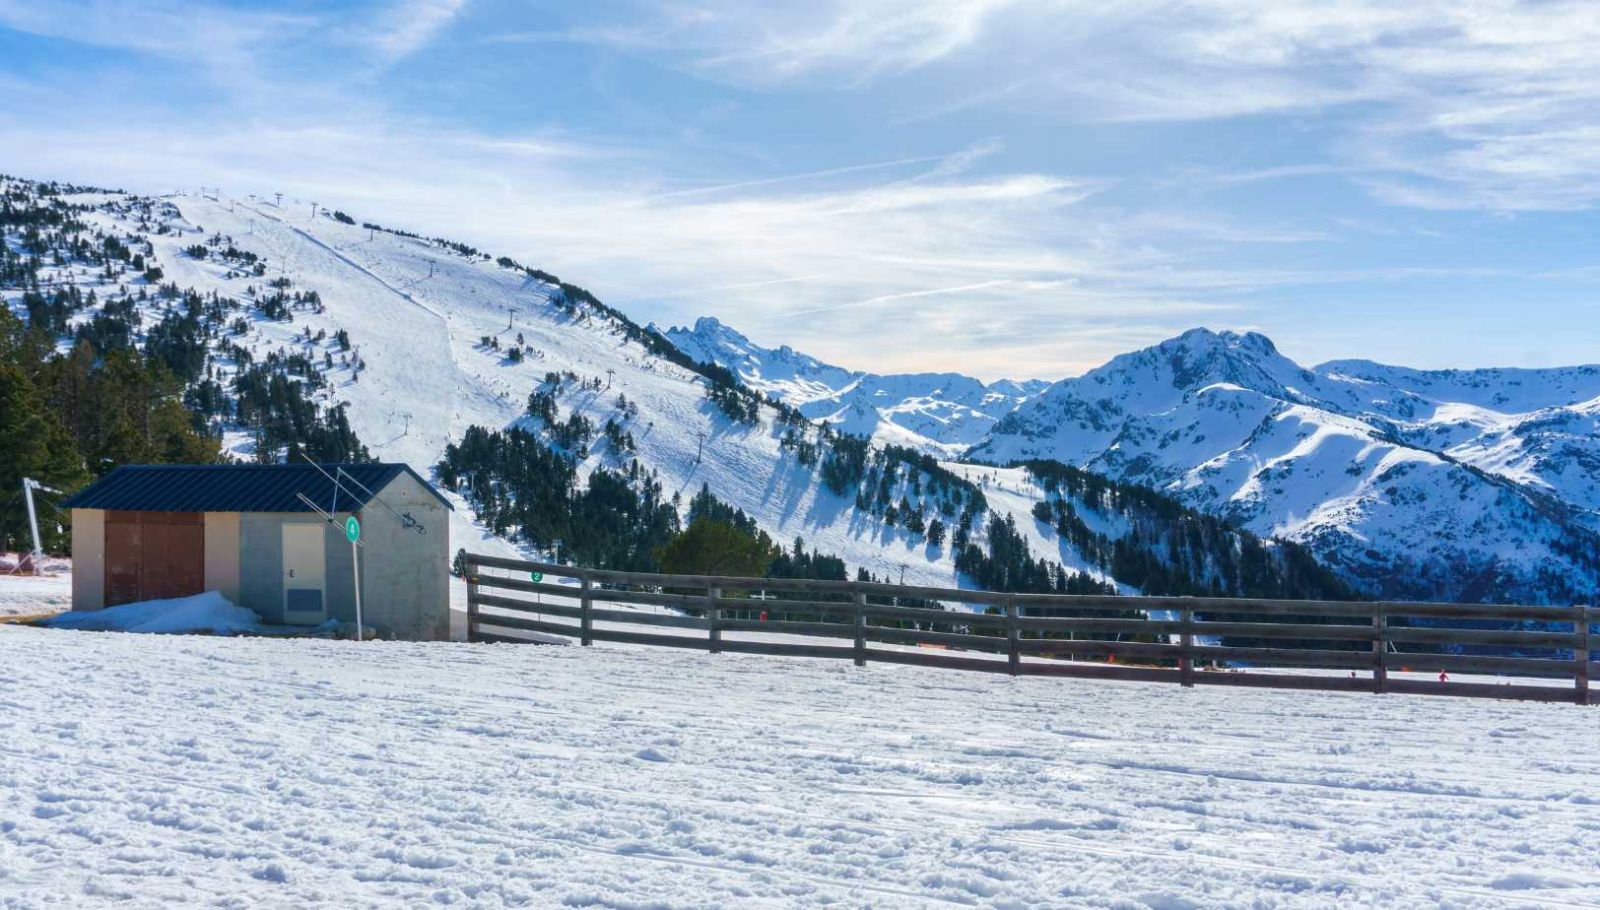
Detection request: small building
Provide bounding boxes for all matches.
[62,463,452,640]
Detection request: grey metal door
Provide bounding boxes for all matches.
[281,523,326,624]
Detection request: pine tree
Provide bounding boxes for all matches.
[0,307,87,552]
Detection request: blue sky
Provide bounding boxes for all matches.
[2,0,1598,379]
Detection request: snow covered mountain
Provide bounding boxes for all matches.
[970,329,1600,603]
[663,316,1046,457]
[13,173,1591,606]
[4,176,1342,605]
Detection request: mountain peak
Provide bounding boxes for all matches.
[1167,327,1279,357]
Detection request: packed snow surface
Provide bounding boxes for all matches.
[0,572,69,620]
[43,591,262,635]
[4,628,1598,908]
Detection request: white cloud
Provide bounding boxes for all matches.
[601,1,1600,212]
[0,0,307,70]
[5,0,1596,377]
[687,0,1011,84]
[367,0,469,63]
[0,113,1295,378]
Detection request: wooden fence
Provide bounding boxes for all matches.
[461,551,1596,705]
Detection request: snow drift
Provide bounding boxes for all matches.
[45,591,262,635]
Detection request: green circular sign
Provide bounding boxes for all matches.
[345,516,361,543]
[530,571,544,582]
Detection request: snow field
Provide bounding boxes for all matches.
[0,563,69,620]
[3,626,1598,908]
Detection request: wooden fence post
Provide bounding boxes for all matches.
[461,549,478,643]
[1006,594,1020,676]
[1179,602,1194,688]
[1372,601,1388,694]
[708,586,722,654]
[579,574,593,646]
[1576,605,1591,707]
[853,591,867,667]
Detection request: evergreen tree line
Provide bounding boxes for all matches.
[437,425,677,572]
[1019,458,1358,602]
[437,420,870,585]
[681,485,850,586]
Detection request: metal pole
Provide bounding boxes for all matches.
[352,532,363,640]
[22,479,44,571]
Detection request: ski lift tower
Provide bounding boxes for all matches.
[20,478,59,574]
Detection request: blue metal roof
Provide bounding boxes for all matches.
[62,463,453,513]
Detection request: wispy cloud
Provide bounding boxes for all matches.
[3,0,1596,376]
[0,111,1301,377]
[687,0,1010,85]
[596,2,1600,213]
[367,0,468,63]
[0,0,309,70]
[640,153,959,202]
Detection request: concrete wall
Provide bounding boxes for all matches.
[203,512,241,604]
[239,513,352,625]
[356,472,450,641]
[70,508,105,612]
[235,476,447,639]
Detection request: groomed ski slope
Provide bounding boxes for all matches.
[4,627,1598,909]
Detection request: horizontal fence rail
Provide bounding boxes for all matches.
[461,551,1597,705]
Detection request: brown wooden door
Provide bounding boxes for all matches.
[104,511,142,606]
[140,512,204,601]
[104,511,205,606]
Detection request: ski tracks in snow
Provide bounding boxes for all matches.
[213,201,461,467]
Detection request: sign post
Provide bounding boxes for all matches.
[346,516,363,640]
[295,490,369,642]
